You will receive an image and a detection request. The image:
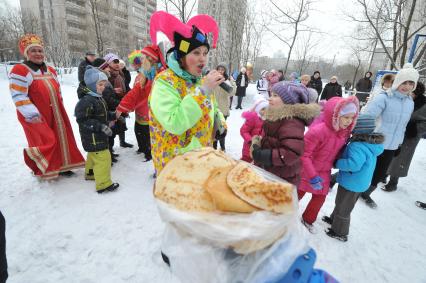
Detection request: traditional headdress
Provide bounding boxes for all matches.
[149,11,219,60]
[18,34,44,58]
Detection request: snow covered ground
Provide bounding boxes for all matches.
[0,66,425,283]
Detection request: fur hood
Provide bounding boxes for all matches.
[264,103,320,122]
[351,133,385,144]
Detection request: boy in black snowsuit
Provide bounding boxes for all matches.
[75,66,119,193]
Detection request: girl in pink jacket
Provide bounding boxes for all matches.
[240,100,269,162]
[298,96,359,232]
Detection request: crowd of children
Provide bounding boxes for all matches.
[240,64,423,241]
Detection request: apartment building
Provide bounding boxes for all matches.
[20,0,157,65]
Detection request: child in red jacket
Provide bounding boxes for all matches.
[298,96,359,233]
[116,45,165,161]
[240,99,269,162]
[250,82,320,185]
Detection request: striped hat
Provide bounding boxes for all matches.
[352,114,376,134]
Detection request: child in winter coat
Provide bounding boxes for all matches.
[240,99,269,162]
[322,114,384,241]
[116,45,165,161]
[257,70,270,99]
[360,64,418,208]
[298,96,359,232]
[75,66,120,193]
[250,82,320,186]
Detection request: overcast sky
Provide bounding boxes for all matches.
[4,0,362,63]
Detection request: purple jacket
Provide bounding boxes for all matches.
[299,96,359,195]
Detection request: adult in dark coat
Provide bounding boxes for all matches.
[384,82,426,191]
[77,51,96,99]
[309,71,323,97]
[321,76,342,100]
[235,67,249,109]
[119,60,132,92]
[356,71,373,93]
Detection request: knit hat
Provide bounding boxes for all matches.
[307,87,318,103]
[352,114,376,134]
[104,53,120,64]
[149,11,218,61]
[118,59,125,68]
[141,44,166,67]
[271,82,309,105]
[391,63,419,91]
[18,34,44,58]
[330,75,338,81]
[84,66,108,93]
[290,72,299,79]
[86,51,96,56]
[339,102,358,115]
[260,70,269,77]
[92,58,106,68]
[253,99,269,116]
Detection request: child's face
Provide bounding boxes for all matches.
[397,81,415,95]
[339,113,356,130]
[268,92,284,108]
[96,80,107,94]
[301,77,310,86]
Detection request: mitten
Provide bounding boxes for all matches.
[251,144,272,167]
[309,176,324,191]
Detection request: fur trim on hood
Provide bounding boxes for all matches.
[264,103,320,122]
[351,133,384,144]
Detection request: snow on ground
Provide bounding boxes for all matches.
[0,66,425,283]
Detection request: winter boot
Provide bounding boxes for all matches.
[119,132,133,148]
[97,183,119,194]
[382,176,398,192]
[136,148,144,154]
[59,171,75,177]
[415,201,426,210]
[322,216,333,225]
[143,152,152,162]
[325,228,348,242]
[301,219,317,234]
[360,193,377,209]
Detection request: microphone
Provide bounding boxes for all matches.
[203,67,234,93]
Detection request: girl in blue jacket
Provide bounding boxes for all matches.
[360,63,419,208]
[322,114,384,241]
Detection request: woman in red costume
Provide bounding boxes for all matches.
[9,34,85,180]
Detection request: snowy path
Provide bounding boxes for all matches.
[0,69,425,283]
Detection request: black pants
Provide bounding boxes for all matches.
[0,211,8,283]
[213,116,228,151]
[134,123,151,158]
[330,186,360,236]
[237,96,244,108]
[363,149,396,196]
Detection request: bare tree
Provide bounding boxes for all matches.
[348,0,426,69]
[0,4,41,60]
[160,0,198,23]
[265,0,314,74]
[241,1,267,69]
[44,23,73,72]
[294,31,320,74]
